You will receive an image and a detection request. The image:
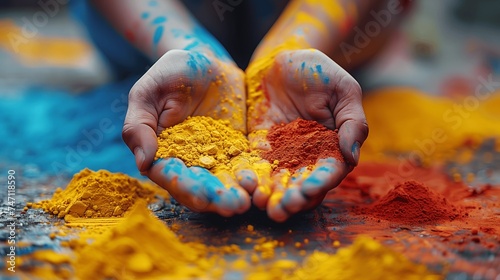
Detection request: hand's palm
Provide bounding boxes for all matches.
[247,49,368,221]
[123,50,249,216]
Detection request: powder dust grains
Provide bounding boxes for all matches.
[262,118,344,174]
[30,169,162,219]
[286,236,442,280]
[21,200,444,279]
[155,116,249,170]
[74,200,222,279]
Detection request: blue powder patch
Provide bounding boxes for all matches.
[152,16,167,25]
[315,65,323,73]
[184,41,200,51]
[0,77,140,182]
[179,26,231,61]
[153,26,164,45]
[186,52,212,77]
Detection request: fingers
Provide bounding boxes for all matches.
[230,155,259,195]
[148,158,251,216]
[300,158,348,197]
[251,171,273,210]
[122,85,159,173]
[331,75,369,166]
[266,158,348,222]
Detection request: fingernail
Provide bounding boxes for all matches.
[134,147,145,171]
[351,142,360,166]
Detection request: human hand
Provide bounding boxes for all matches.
[246,49,369,222]
[122,50,251,216]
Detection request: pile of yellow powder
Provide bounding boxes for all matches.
[362,87,500,162]
[23,201,442,279]
[31,169,160,219]
[74,200,222,279]
[287,236,441,280]
[155,116,249,169]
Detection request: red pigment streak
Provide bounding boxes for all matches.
[124,29,135,42]
[364,180,462,225]
[339,16,354,37]
[262,119,344,174]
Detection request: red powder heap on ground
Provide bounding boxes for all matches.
[368,180,461,225]
[262,119,344,174]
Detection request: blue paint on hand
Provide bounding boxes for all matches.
[153,26,164,45]
[184,41,200,51]
[282,189,294,205]
[314,64,330,84]
[141,12,150,19]
[315,64,322,73]
[152,16,167,25]
[151,25,163,56]
[303,175,322,187]
[171,29,183,38]
[186,52,212,77]
[176,26,231,61]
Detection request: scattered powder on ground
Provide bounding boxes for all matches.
[286,236,441,280]
[30,169,162,219]
[262,119,344,174]
[23,198,445,279]
[155,116,249,170]
[74,200,223,279]
[364,180,461,225]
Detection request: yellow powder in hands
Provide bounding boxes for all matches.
[74,200,220,280]
[31,169,160,219]
[286,236,441,280]
[155,116,249,170]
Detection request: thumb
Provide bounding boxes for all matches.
[122,86,159,173]
[331,77,368,166]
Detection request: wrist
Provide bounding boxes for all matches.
[151,27,233,64]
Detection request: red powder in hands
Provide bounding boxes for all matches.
[262,119,344,174]
[366,180,461,225]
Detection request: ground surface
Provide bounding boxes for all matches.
[1,0,500,279]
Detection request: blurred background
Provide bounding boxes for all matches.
[0,0,499,183]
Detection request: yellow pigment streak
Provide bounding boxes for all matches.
[0,20,92,67]
[305,0,347,25]
[362,87,500,162]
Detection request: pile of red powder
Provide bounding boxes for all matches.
[365,180,462,225]
[262,119,344,174]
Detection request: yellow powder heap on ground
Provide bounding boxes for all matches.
[362,87,500,162]
[31,169,158,219]
[286,236,441,280]
[156,116,249,170]
[74,200,220,280]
